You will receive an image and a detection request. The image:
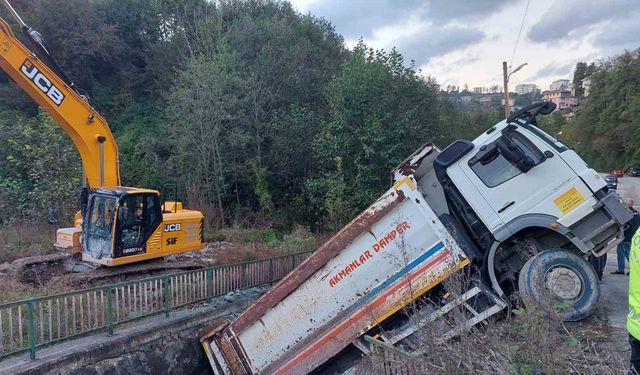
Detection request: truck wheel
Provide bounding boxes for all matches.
[518,248,600,322]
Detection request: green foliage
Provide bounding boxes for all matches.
[323,157,351,229]
[565,336,579,347]
[216,225,315,254]
[572,61,596,98]
[254,164,274,215]
[0,0,509,232]
[536,111,567,137]
[0,111,81,223]
[0,221,56,263]
[217,227,278,245]
[280,226,316,254]
[313,43,446,221]
[165,50,245,223]
[563,49,640,170]
[161,0,345,227]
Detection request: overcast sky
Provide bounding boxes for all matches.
[288,0,640,90]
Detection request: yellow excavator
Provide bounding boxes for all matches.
[0,1,204,266]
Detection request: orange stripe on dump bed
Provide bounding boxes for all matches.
[274,249,451,375]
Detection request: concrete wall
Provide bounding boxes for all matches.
[1,288,265,375]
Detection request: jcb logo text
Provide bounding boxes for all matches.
[164,223,181,232]
[20,60,65,106]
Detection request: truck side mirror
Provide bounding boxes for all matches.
[469,143,499,166]
[495,137,536,173]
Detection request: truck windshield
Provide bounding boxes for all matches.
[470,152,521,188]
[84,195,117,259]
[526,124,568,152]
[469,129,544,188]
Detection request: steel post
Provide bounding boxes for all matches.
[163,276,171,318]
[26,300,36,360]
[207,269,214,302]
[106,286,114,335]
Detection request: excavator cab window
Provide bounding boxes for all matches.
[114,193,161,258]
[84,194,118,260]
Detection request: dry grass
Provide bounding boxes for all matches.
[0,221,67,302]
[386,309,623,374]
[0,221,56,263]
[207,226,319,263]
[0,224,321,304]
[355,268,626,375]
[0,275,70,304]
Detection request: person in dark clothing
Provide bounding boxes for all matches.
[613,199,640,275]
[589,252,608,281]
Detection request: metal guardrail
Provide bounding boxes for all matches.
[0,251,312,360]
[365,335,413,375]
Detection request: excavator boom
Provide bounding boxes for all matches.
[0,9,120,188]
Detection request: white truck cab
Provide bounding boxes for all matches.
[396,101,631,317]
[201,102,631,375]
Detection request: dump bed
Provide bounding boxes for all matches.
[200,176,470,375]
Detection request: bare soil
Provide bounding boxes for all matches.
[0,241,292,303]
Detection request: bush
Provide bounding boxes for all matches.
[215,227,279,246]
[207,225,318,264]
[280,226,317,254]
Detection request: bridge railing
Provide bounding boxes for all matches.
[0,251,312,360]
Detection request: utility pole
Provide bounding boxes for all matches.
[502,61,528,118]
[503,61,509,118]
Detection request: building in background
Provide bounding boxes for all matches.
[543,89,578,109]
[582,75,594,97]
[550,79,572,91]
[515,83,538,95]
[501,97,516,110]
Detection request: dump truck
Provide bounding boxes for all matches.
[200,102,632,375]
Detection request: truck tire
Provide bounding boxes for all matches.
[518,248,600,322]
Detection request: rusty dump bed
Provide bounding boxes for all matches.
[200,175,470,375]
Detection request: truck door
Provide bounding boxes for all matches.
[460,126,582,227]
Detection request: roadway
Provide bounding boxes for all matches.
[599,175,640,354]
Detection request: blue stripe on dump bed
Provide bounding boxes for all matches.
[266,242,449,374]
[344,241,444,312]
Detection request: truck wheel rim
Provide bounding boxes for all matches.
[544,265,582,301]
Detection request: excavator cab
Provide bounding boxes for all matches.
[78,187,204,267]
[115,193,162,256]
[83,192,117,260]
[83,188,163,263]
[83,189,163,261]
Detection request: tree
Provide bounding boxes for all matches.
[0,111,81,223]
[312,42,443,226]
[537,111,566,137]
[564,49,640,170]
[573,62,588,98]
[2,0,581,231]
[160,0,346,227]
[165,49,246,226]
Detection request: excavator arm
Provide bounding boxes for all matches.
[0,3,120,188]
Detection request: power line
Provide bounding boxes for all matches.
[510,0,531,68]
